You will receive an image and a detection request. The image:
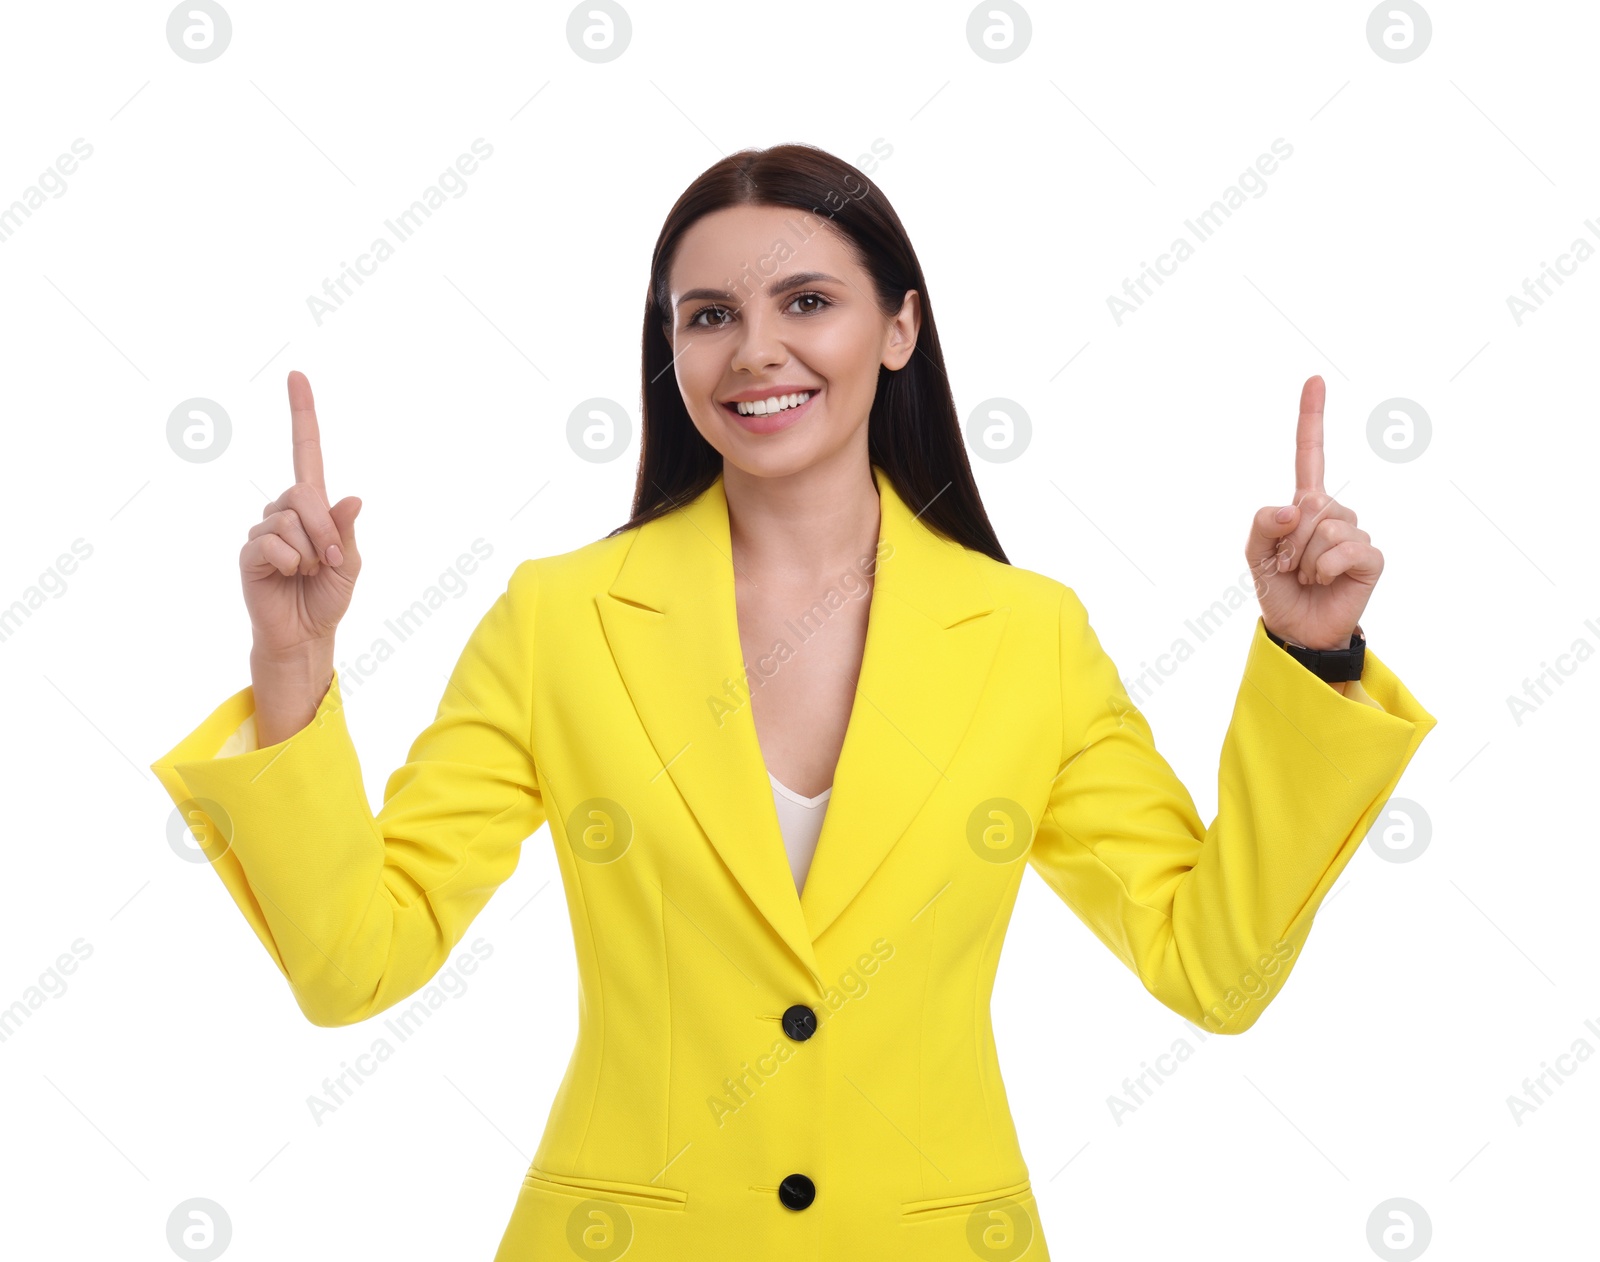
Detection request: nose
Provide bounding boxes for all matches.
[728,303,786,375]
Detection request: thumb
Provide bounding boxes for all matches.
[327,495,362,567]
[1265,501,1298,539]
[1246,501,1299,559]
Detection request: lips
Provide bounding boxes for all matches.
[721,387,820,435]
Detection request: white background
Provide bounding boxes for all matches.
[1,1,1594,1258]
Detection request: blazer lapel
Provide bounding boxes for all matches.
[596,464,1008,986]
[798,470,1009,943]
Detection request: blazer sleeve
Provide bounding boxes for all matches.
[149,559,547,1028]
[1026,585,1436,1034]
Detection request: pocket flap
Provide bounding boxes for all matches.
[902,1177,1033,1218]
[523,1166,688,1211]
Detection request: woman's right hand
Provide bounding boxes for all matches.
[241,370,363,660]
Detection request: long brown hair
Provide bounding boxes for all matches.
[606,142,1008,565]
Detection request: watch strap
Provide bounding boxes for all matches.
[1264,622,1366,682]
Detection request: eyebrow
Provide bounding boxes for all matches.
[676,271,842,304]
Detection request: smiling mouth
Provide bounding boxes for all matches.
[722,389,817,417]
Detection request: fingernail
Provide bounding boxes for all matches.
[326,545,343,566]
[1276,506,1295,522]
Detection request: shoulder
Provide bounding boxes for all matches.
[503,520,644,607]
[962,549,1076,622]
[961,551,1106,675]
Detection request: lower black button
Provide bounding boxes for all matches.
[781,1004,818,1041]
[778,1172,816,1210]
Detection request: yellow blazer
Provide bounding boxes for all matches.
[151,464,1435,1260]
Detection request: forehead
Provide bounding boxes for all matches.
[668,204,857,298]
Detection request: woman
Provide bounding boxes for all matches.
[152,143,1436,1260]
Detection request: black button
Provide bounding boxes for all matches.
[781,1004,818,1041]
[778,1172,815,1210]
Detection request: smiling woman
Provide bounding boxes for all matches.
[617,147,993,562]
[152,141,1435,1262]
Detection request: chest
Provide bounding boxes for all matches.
[734,574,873,799]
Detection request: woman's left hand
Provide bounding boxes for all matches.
[1246,375,1380,651]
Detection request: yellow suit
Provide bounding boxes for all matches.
[151,464,1435,1260]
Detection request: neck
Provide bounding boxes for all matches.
[723,451,881,585]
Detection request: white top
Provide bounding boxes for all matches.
[768,772,831,895]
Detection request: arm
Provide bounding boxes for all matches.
[150,559,547,1027]
[1026,585,1436,1034]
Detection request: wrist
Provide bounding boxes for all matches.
[251,638,335,673]
[1262,621,1366,684]
[250,642,336,703]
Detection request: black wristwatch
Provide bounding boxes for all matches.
[1264,623,1366,682]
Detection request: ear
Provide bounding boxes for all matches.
[881,288,922,372]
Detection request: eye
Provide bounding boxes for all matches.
[789,291,831,315]
[687,304,732,329]
[685,292,832,328]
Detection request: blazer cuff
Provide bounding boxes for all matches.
[1236,614,1437,941]
[148,670,356,980]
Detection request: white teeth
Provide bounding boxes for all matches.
[734,390,813,416]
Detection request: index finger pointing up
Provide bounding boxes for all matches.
[1295,374,1326,496]
[287,370,326,493]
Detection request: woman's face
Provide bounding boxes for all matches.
[663,203,920,479]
